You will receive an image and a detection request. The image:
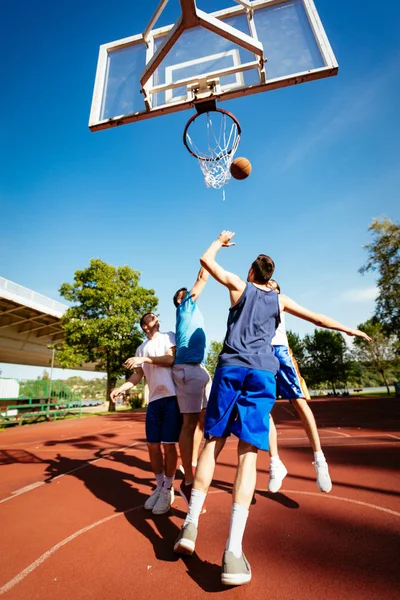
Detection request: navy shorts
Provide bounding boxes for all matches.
[274,346,310,400]
[145,396,183,444]
[204,366,276,451]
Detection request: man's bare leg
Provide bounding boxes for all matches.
[179,413,200,485]
[174,437,226,555]
[221,440,258,586]
[268,415,278,457]
[163,443,178,478]
[192,408,206,467]
[144,443,165,511]
[292,398,332,492]
[291,398,322,452]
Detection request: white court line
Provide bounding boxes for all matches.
[0,421,145,449]
[282,489,400,518]
[0,503,143,596]
[387,434,400,441]
[1,487,399,595]
[323,429,351,438]
[0,442,140,505]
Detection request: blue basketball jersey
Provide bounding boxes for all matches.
[218,282,280,373]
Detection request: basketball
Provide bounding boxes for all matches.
[230,157,252,180]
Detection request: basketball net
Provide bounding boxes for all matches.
[185,111,241,190]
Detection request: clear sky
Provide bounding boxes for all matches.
[1,0,399,381]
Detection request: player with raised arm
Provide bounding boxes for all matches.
[172,267,211,507]
[173,231,371,587]
[112,313,182,515]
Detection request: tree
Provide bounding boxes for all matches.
[360,218,400,337]
[56,259,158,411]
[353,319,398,394]
[287,330,306,368]
[206,341,223,377]
[303,330,354,393]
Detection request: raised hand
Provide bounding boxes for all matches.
[218,230,236,247]
[347,329,372,341]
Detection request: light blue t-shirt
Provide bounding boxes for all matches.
[175,292,206,364]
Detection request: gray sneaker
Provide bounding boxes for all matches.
[173,522,197,555]
[221,551,252,586]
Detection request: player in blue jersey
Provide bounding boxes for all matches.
[173,230,371,587]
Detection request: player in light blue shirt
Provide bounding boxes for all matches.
[172,267,211,507]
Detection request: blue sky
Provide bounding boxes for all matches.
[1,0,399,381]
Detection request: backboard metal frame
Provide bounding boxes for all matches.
[89,0,338,132]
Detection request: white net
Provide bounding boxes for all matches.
[185,111,241,189]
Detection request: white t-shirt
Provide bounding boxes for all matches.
[135,331,176,403]
[272,310,289,347]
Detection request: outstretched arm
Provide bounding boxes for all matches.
[191,267,209,302]
[279,295,372,341]
[124,347,176,370]
[200,231,245,303]
[110,368,144,403]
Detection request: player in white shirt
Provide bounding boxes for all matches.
[268,279,332,494]
[111,313,182,515]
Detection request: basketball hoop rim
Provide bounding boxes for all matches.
[183,107,241,161]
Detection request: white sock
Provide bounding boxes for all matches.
[314,451,325,463]
[226,503,249,558]
[163,475,174,490]
[155,472,164,489]
[270,455,280,466]
[184,489,206,527]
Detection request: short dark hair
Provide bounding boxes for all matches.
[140,313,154,329]
[173,287,188,308]
[269,279,281,293]
[251,254,275,284]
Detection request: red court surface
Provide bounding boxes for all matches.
[0,396,399,599]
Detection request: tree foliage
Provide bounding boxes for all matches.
[206,340,223,377]
[360,218,400,336]
[303,330,354,393]
[56,259,158,410]
[353,319,399,394]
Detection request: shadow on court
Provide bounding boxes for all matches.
[43,452,185,563]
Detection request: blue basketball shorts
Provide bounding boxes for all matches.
[274,345,310,401]
[204,366,276,451]
[145,396,183,444]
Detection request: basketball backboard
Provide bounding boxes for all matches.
[89,0,338,132]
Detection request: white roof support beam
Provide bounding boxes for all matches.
[140,0,264,90]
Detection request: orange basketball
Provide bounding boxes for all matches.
[230,157,252,180]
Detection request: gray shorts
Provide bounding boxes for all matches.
[172,363,211,414]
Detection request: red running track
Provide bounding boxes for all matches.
[0,396,399,599]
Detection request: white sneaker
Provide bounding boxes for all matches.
[152,487,173,515]
[144,487,161,510]
[268,460,288,493]
[314,460,332,493]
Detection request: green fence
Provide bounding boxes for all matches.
[0,379,83,426]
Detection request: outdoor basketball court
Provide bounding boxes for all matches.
[0,396,399,599]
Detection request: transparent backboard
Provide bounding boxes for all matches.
[89,0,338,131]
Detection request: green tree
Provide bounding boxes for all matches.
[303,330,353,393]
[353,319,398,394]
[56,259,157,411]
[360,218,400,337]
[287,330,306,368]
[206,340,223,377]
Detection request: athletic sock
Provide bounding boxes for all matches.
[226,503,249,558]
[155,472,164,489]
[314,450,326,463]
[183,489,206,527]
[270,455,281,466]
[163,475,174,490]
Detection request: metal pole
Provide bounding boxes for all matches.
[47,346,55,415]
